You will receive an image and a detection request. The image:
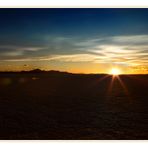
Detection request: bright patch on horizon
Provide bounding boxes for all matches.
[109,68,121,75]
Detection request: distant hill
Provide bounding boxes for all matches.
[0,69,72,75]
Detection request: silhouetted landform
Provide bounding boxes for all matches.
[0,69,71,75]
[0,70,148,139]
[0,69,73,78]
[21,69,71,74]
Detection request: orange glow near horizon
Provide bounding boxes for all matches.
[0,61,147,74]
[109,68,121,75]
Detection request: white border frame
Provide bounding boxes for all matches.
[0,0,148,8]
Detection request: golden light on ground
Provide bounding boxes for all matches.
[109,68,121,75]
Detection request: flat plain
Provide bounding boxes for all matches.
[0,71,147,139]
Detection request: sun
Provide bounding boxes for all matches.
[109,68,121,75]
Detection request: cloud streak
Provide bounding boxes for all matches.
[0,34,148,72]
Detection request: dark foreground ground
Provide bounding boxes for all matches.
[0,71,148,139]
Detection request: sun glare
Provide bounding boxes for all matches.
[109,68,121,75]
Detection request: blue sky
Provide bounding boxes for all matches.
[0,8,148,73]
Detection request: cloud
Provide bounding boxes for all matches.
[0,34,148,69]
[77,35,148,66]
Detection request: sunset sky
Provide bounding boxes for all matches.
[0,8,148,74]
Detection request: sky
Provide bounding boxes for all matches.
[0,8,148,74]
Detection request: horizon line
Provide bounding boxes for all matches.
[0,69,147,75]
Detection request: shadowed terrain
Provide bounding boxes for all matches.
[0,71,148,139]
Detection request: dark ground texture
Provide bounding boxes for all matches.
[0,72,148,139]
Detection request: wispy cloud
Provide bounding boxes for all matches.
[1,35,148,71]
